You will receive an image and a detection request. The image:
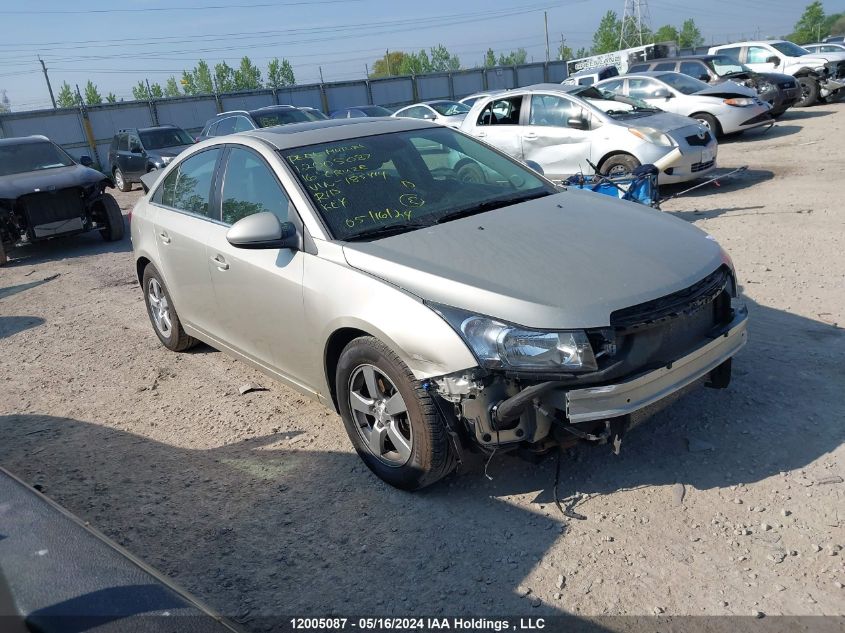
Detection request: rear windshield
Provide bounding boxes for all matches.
[252,109,311,127]
[710,56,751,77]
[429,101,470,116]
[656,72,710,95]
[0,141,74,177]
[360,106,394,116]
[139,127,194,150]
[574,86,660,119]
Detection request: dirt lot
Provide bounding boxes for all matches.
[1,105,844,626]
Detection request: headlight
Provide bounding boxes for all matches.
[161,156,173,164]
[628,126,674,147]
[428,303,598,372]
[723,97,755,106]
[754,80,774,92]
[814,65,827,74]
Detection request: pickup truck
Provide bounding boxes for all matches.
[708,40,845,106]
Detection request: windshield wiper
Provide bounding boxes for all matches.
[434,189,551,225]
[344,218,437,242]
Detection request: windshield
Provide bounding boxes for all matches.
[0,141,75,177]
[253,109,311,128]
[711,56,752,76]
[300,109,328,121]
[280,127,554,241]
[575,86,660,119]
[657,72,710,95]
[360,105,394,116]
[772,41,810,57]
[429,101,471,116]
[139,127,194,150]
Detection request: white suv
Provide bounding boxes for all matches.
[708,40,845,106]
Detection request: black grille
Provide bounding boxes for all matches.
[741,111,774,126]
[691,159,715,173]
[684,131,712,147]
[21,188,84,226]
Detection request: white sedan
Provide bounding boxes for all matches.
[392,100,471,128]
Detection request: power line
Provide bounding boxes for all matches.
[0,0,360,15]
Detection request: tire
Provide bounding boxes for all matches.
[691,113,722,137]
[335,336,457,491]
[455,159,486,184]
[113,166,131,192]
[796,77,820,107]
[99,194,125,242]
[141,263,198,352]
[599,153,640,178]
[0,240,7,266]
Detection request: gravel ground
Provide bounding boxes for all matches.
[1,105,844,626]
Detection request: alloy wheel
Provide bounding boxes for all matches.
[147,278,172,338]
[348,364,412,466]
[114,169,125,190]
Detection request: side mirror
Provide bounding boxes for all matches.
[698,74,711,82]
[765,55,780,65]
[652,88,673,99]
[567,117,588,130]
[79,155,93,167]
[524,160,544,175]
[226,212,299,250]
[423,113,437,120]
[130,145,143,154]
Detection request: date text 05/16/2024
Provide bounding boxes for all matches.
[289,617,546,631]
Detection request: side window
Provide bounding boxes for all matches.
[680,61,708,79]
[215,117,236,136]
[653,62,676,71]
[397,106,431,119]
[578,77,595,86]
[128,134,142,152]
[118,134,129,151]
[627,63,650,73]
[628,78,661,99]
[232,116,254,133]
[717,47,742,61]
[220,148,289,225]
[158,149,220,218]
[529,94,584,127]
[477,96,522,125]
[747,46,771,64]
[597,78,624,94]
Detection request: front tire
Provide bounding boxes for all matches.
[141,264,198,352]
[335,336,456,490]
[796,77,820,107]
[600,153,640,178]
[99,194,125,241]
[113,167,131,192]
[691,112,722,137]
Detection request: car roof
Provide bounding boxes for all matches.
[521,83,583,94]
[632,56,719,63]
[618,71,675,77]
[711,40,784,47]
[239,117,435,150]
[0,135,51,146]
[134,124,179,134]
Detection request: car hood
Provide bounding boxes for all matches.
[341,189,726,329]
[148,145,192,159]
[693,80,757,98]
[794,52,845,64]
[0,164,107,200]
[619,110,708,133]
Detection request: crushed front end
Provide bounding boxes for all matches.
[428,266,748,456]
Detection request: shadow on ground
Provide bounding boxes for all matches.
[1,297,843,629]
[661,168,774,205]
[4,219,131,267]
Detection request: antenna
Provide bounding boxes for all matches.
[619,0,652,49]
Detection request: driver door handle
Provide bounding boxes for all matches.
[475,131,487,138]
[159,232,171,244]
[210,255,229,270]
[523,132,537,139]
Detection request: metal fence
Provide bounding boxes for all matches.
[0,61,569,170]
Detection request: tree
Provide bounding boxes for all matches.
[214,61,236,93]
[0,90,9,113]
[497,48,527,66]
[429,44,460,71]
[266,58,295,88]
[56,82,78,108]
[398,50,431,75]
[592,10,621,54]
[132,81,149,100]
[234,56,262,90]
[789,1,826,44]
[557,38,574,61]
[830,14,845,35]
[483,48,497,67]
[371,51,410,77]
[83,80,102,105]
[678,19,704,48]
[105,93,117,103]
[575,46,590,58]
[654,24,679,43]
[180,60,214,95]
[164,76,181,97]
[149,82,164,99]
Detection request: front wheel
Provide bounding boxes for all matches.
[796,77,820,107]
[141,264,198,352]
[99,194,125,241]
[335,336,456,490]
[692,113,721,137]
[600,153,640,178]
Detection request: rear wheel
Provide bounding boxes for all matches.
[335,336,456,490]
[113,167,131,192]
[796,77,820,107]
[600,153,640,178]
[142,264,198,352]
[99,194,125,242]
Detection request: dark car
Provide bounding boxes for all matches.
[823,35,845,44]
[0,136,123,265]
[107,124,194,192]
[299,106,329,120]
[627,55,801,117]
[330,105,394,118]
[198,105,314,141]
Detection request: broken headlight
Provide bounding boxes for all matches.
[428,303,598,372]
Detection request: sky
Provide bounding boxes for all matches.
[0,0,829,112]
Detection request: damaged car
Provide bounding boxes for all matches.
[0,135,124,265]
[131,118,747,490]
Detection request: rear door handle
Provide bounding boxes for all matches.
[159,232,171,244]
[475,131,487,138]
[523,133,537,139]
[210,255,229,270]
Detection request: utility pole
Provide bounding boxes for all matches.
[386,49,391,76]
[319,66,325,83]
[145,78,153,99]
[38,56,56,109]
[365,63,370,78]
[544,11,550,63]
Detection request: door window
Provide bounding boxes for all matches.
[232,116,254,133]
[118,134,129,151]
[220,147,289,225]
[747,46,772,64]
[717,47,742,61]
[529,94,585,127]
[477,96,522,125]
[215,117,237,135]
[627,77,662,99]
[128,134,142,152]
[680,61,708,79]
[597,79,624,94]
[157,149,221,219]
[653,62,676,71]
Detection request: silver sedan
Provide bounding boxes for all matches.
[595,71,773,136]
[131,118,746,490]
[392,100,470,128]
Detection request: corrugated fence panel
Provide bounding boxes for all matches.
[485,67,516,91]
[417,74,451,101]
[515,64,546,86]
[88,103,154,141]
[452,71,484,98]
[370,78,414,106]
[547,61,569,82]
[325,82,369,111]
[276,85,324,109]
[155,97,218,132]
[219,91,275,112]
[0,109,84,146]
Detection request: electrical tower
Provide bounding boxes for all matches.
[619,0,652,49]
